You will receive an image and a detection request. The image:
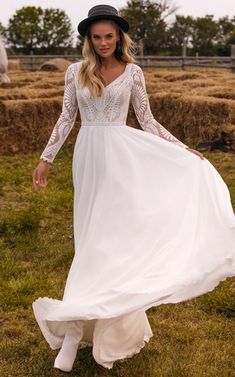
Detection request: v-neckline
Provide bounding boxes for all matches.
[103,63,130,89]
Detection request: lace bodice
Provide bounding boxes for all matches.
[40,61,188,163]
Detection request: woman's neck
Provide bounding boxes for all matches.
[98,56,122,70]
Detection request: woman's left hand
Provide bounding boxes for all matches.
[185,147,205,160]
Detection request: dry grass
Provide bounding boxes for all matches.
[0,66,235,156]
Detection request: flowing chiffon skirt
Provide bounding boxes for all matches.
[32,122,235,368]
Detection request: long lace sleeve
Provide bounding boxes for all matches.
[130,65,188,149]
[39,63,79,163]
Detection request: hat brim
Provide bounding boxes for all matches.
[77,15,129,37]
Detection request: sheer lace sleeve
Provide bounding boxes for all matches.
[130,65,188,149]
[39,63,79,163]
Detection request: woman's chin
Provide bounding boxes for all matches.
[97,50,114,58]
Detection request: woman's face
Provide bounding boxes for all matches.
[89,21,119,58]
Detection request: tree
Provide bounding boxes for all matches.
[7,6,73,54]
[227,29,235,50]
[7,7,43,53]
[119,0,177,54]
[167,15,195,55]
[216,16,235,55]
[167,14,235,56]
[191,15,220,56]
[0,22,6,37]
[40,8,74,53]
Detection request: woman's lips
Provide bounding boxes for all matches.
[100,49,109,52]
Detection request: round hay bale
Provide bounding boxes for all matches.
[39,58,71,72]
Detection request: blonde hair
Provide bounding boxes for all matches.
[77,19,138,97]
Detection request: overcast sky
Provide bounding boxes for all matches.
[1,0,235,31]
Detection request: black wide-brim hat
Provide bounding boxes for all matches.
[77,4,129,37]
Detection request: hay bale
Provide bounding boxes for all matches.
[148,94,235,145]
[1,68,235,156]
[0,87,64,101]
[206,87,235,100]
[163,72,201,82]
[0,97,80,155]
[39,58,71,72]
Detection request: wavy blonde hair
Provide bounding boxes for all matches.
[77,19,138,97]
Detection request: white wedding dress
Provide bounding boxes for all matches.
[32,61,235,369]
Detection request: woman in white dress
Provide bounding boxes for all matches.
[32,4,235,373]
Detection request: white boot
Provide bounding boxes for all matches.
[54,321,85,372]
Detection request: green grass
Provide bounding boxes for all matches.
[0,147,234,377]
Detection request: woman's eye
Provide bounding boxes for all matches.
[92,35,113,40]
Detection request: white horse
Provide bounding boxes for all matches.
[0,35,10,83]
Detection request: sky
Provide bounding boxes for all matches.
[0,0,235,40]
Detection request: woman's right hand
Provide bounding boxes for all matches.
[32,159,50,191]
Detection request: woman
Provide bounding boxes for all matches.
[32,4,235,373]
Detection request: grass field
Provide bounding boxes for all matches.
[0,145,234,377]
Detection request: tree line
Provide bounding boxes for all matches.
[0,0,235,56]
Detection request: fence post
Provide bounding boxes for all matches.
[231,45,235,73]
[182,39,187,70]
[30,50,34,71]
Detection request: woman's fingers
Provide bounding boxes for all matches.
[32,169,39,191]
[32,167,48,191]
[40,177,47,188]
